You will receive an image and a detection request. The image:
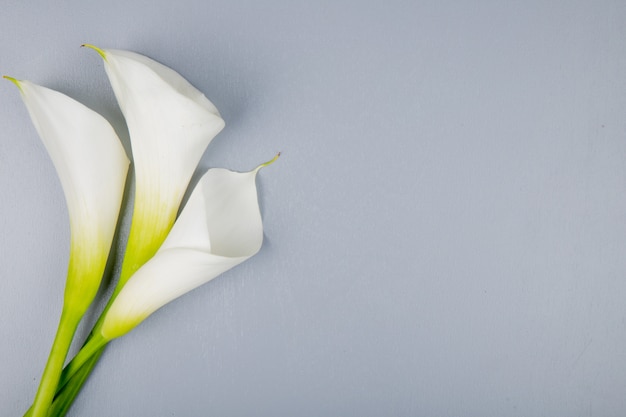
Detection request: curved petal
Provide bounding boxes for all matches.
[11,79,129,311]
[101,167,264,340]
[94,48,225,281]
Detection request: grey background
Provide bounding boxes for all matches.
[1,0,625,416]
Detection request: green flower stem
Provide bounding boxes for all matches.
[54,333,108,392]
[36,205,177,417]
[28,309,81,417]
[23,328,107,417]
[48,348,102,417]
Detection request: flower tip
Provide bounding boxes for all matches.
[2,75,22,92]
[255,152,281,171]
[81,44,107,60]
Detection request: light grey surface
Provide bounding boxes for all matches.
[1,0,625,416]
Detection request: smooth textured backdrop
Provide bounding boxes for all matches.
[1,1,626,416]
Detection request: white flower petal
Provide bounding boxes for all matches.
[13,80,129,310]
[101,167,264,339]
[160,167,263,256]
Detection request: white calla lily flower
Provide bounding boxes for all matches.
[6,78,129,417]
[7,78,129,313]
[100,160,274,340]
[84,45,225,283]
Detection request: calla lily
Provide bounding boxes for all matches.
[101,161,273,340]
[84,45,225,285]
[5,78,129,416]
[7,78,129,318]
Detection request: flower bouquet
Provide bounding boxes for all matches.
[6,45,277,417]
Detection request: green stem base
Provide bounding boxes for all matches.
[28,310,80,417]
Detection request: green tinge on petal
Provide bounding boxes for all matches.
[256,152,281,170]
[3,75,23,92]
[81,44,107,60]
